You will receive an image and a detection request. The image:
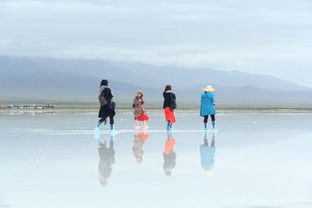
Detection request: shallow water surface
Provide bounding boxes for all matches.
[0,110,311,208]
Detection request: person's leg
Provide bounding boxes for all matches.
[96,120,102,128]
[211,114,216,129]
[96,117,106,128]
[167,129,173,139]
[138,120,143,129]
[110,134,115,145]
[109,115,114,130]
[204,115,208,129]
[204,131,208,143]
[169,122,173,129]
[134,119,139,128]
[167,121,171,130]
[210,133,216,147]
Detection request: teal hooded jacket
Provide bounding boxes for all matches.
[200,92,216,116]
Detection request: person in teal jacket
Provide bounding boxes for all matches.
[200,85,216,130]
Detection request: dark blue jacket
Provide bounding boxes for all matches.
[163,91,177,110]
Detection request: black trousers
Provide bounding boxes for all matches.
[98,104,115,125]
[99,115,114,124]
[204,115,215,123]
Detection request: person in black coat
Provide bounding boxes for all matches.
[96,79,116,131]
[163,85,177,130]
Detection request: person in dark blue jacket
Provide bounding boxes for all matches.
[163,85,177,130]
[96,79,116,132]
[200,85,216,130]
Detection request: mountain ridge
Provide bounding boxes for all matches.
[0,56,311,107]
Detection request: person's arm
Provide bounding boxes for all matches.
[200,94,203,106]
[132,97,137,109]
[172,93,176,101]
[104,88,113,101]
[108,88,113,99]
[211,94,215,105]
[171,93,176,110]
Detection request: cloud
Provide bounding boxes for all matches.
[0,0,312,86]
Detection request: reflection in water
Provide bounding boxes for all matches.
[163,131,177,176]
[132,130,149,164]
[95,133,115,186]
[200,132,216,175]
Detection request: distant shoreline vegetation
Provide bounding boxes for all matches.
[0,104,55,110]
[1,102,312,113]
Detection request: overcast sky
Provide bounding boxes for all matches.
[0,0,312,87]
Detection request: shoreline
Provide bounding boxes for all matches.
[1,107,312,113]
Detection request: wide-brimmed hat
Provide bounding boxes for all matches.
[204,85,215,92]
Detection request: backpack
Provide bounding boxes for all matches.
[98,87,108,106]
[99,95,108,106]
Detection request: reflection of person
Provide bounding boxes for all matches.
[96,79,116,132]
[200,132,216,175]
[163,85,177,130]
[98,134,115,186]
[132,130,149,164]
[132,91,149,130]
[163,131,176,176]
[200,85,216,130]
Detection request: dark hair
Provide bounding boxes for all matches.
[137,91,143,98]
[164,85,172,92]
[100,79,108,86]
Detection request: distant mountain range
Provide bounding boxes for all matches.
[0,56,311,107]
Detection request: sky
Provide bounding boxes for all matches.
[0,0,312,87]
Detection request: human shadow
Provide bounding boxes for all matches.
[95,133,115,186]
[200,132,216,175]
[132,129,149,164]
[163,131,177,176]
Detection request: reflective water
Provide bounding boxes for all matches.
[0,110,312,208]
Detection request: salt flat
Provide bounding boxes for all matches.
[0,110,311,208]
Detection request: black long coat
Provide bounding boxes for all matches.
[98,86,115,118]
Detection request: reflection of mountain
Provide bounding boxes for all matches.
[1,56,312,106]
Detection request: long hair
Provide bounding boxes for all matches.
[164,85,172,93]
[100,79,108,87]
